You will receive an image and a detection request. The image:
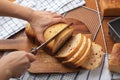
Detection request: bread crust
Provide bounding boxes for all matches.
[25,23,73,55]
[43,23,73,55]
[55,33,83,60]
[109,43,120,73]
[25,23,40,45]
[62,36,88,65]
[99,0,120,16]
[73,39,92,67]
[80,43,104,70]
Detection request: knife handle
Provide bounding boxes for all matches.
[30,47,38,55]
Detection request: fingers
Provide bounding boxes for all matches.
[37,34,45,43]
[36,18,62,43]
[52,13,63,18]
[25,62,31,69]
[50,18,64,25]
[3,51,35,78]
[45,11,63,18]
[60,18,68,23]
[12,69,26,78]
[26,53,36,62]
[29,11,64,43]
[51,12,62,18]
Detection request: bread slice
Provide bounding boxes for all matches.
[62,36,89,65]
[25,23,73,55]
[55,33,83,60]
[80,43,104,70]
[99,0,120,16]
[109,43,120,73]
[43,23,73,55]
[70,38,92,67]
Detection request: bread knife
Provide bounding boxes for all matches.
[30,23,73,55]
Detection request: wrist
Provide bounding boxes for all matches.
[0,62,12,79]
[25,8,34,22]
[4,69,12,79]
[27,10,41,24]
[0,58,12,79]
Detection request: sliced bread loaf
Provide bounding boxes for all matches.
[43,23,73,55]
[62,36,89,65]
[55,33,83,60]
[25,23,73,55]
[109,43,120,73]
[80,43,104,70]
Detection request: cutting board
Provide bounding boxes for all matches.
[0,18,91,73]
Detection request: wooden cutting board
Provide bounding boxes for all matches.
[0,18,91,73]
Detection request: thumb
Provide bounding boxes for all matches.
[26,53,36,62]
[37,33,45,43]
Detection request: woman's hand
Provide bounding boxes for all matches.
[0,0,63,43]
[28,11,63,43]
[0,51,35,79]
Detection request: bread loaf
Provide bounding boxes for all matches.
[43,23,73,55]
[25,23,73,55]
[55,33,83,60]
[25,23,104,70]
[109,43,120,73]
[99,0,120,16]
[80,43,104,70]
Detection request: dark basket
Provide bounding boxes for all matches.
[107,17,120,43]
